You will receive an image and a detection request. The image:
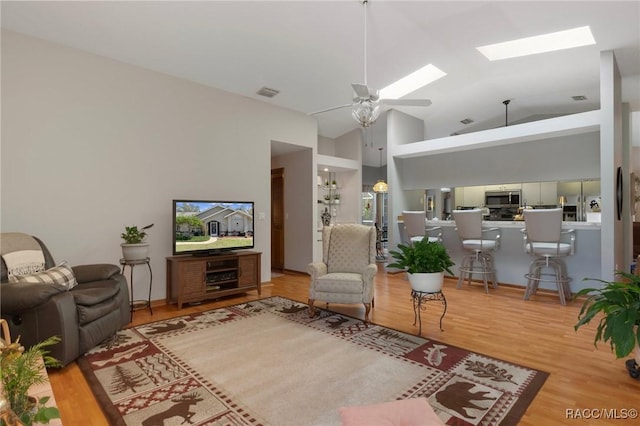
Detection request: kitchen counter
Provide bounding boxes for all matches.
[396,219,601,294]
[424,219,602,229]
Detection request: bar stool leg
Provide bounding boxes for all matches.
[479,254,489,293]
[457,255,469,289]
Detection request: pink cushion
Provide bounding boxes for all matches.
[339,397,443,426]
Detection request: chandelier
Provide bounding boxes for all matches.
[373,147,388,193]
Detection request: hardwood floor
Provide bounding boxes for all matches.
[48,267,640,425]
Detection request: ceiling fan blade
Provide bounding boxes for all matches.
[308,103,352,115]
[380,99,432,107]
[352,83,371,99]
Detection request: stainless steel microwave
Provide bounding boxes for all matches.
[485,191,521,207]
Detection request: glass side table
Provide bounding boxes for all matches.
[120,257,153,322]
[411,289,447,335]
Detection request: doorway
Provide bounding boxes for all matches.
[271,167,285,271]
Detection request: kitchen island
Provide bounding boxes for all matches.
[396,219,601,294]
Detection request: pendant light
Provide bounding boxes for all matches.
[373,147,388,193]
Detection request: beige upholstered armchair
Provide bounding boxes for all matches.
[307,224,377,319]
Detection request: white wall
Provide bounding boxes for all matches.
[271,148,314,273]
[400,132,600,190]
[1,30,317,301]
[332,129,363,224]
[387,110,425,249]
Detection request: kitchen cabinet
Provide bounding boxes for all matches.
[540,182,558,205]
[456,185,484,207]
[523,182,557,206]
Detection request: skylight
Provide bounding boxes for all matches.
[379,64,446,99]
[476,26,596,61]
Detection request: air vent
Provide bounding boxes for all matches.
[460,118,474,125]
[572,95,587,101]
[257,87,280,98]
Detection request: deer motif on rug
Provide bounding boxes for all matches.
[141,391,203,426]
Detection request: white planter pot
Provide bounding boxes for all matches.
[408,271,444,293]
[121,243,149,261]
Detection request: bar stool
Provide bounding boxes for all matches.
[522,208,575,305]
[402,210,442,245]
[452,209,501,293]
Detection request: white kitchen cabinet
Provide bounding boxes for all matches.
[522,182,557,206]
[464,185,485,207]
[540,181,558,205]
[454,187,464,207]
[454,186,484,207]
[522,183,539,206]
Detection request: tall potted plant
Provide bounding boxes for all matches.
[387,239,455,293]
[120,223,153,261]
[574,271,640,379]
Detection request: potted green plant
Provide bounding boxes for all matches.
[0,334,62,425]
[387,239,455,293]
[120,223,153,261]
[574,271,640,378]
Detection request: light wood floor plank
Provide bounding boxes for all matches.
[48,267,640,425]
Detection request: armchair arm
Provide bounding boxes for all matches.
[0,282,67,314]
[362,263,377,282]
[72,264,121,283]
[362,263,378,303]
[307,262,327,280]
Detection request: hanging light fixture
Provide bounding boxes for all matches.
[352,99,381,128]
[373,147,388,193]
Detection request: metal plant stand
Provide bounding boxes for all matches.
[120,257,153,322]
[411,289,447,335]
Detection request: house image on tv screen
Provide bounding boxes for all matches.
[174,201,254,252]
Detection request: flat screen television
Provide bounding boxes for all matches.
[172,199,254,256]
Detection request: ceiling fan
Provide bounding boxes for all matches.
[309,0,432,128]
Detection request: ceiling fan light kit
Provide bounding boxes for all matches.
[352,99,381,127]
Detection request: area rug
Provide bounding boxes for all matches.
[78,296,548,425]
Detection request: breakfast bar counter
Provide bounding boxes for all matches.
[397,220,601,294]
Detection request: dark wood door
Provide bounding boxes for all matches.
[271,168,285,271]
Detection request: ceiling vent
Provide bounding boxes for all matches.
[257,87,280,98]
[460,118,474,125]
[572,95,587,101]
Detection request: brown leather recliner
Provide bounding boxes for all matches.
[1,234,130,366]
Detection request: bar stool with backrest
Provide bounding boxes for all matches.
[522,208,575,305]
[452,209,501,293]
[402,210,442,245]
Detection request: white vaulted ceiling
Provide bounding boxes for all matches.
[2,1,639,166]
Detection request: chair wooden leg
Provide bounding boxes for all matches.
[308,298,315,317]
[364,302,371,320]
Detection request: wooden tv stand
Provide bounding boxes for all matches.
[166,251,261,309]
